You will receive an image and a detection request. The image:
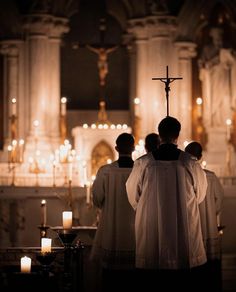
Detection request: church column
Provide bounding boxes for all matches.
[127,19,148,139]
[23,14,52,155]
[48,17,69,149]
[0,41,21,146]
[148,15,177,131]
[175,42,196,143]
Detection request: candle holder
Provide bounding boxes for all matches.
[38,225,50,238]
[36,251,56,275]
[51,227,78,247]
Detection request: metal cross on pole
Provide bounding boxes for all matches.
[152,66,182,117]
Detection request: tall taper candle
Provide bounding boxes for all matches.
[41,199,47,226]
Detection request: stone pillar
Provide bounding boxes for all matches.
[127,16,177,138]
[175,42,196,145]
[23,15,51,141]
[148,15,177,131]
[127,19,148,138]
[0,41,21,145]
[48,17,69,149]
[23,14,69,157]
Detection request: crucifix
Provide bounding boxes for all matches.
[152,66,182,116]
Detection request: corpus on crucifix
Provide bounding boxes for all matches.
[152,66,182,116]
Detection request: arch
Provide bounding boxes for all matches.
[91,140,114,176]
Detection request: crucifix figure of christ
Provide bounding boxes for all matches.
[87,45,118,87]
[152,66,182,116]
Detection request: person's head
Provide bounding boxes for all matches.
[185,141,202,160]
[210,27,223,48]
[145,133,160,152]
[115,133,135,155]
[158,116,181,143]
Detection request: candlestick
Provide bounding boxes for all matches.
[63,211,72,229]
[68,156,73,182]
[21,256,31,273]
[41,199,47,226]
[41,237,52,253]
[11,98,17,115]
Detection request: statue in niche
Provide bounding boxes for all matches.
[87,45,118,86]
[199,27,236,128]
[91,140,114,176]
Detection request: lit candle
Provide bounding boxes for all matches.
[41,199,47,226]
[226,119,232,141]
[196,97,203,118]
[41,238,52,253]
[11,98,17,116]
[85,182,91,204]
[83,161,87,184]
[134,97,141,116]
[21,256,31,273]
[61,97,67,116]
[33,120,39,137]
[62,211,72,229]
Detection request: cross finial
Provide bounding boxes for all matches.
[152,66,182,116]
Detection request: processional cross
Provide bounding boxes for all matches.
[152,66,182,116]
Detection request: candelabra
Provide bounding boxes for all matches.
[7,98,25,185]
[28,120,46,186]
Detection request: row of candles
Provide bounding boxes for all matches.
[19,203,75,273]
[41,199,73,229]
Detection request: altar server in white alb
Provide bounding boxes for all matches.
[126,116,208,290]
[91,133,136,292]
[185,141,224,291]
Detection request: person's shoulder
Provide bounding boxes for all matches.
[135,152,153,163]
[97,161,118,172]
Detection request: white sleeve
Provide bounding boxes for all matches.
[212,173,224,214]
[194,162,208,204]
[92,167,106,208]
[126,159,143,210]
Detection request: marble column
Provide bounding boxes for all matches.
[148,15,177,131]
[0,41,21,145]
[127,19,148,138]
[48,17,69,149]
[175,42,196,144]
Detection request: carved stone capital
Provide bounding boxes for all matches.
[23,14,53,36]
[49,17,69,39]
[175,41,197,59]
[0,40,22,57]
[127,18,148,40]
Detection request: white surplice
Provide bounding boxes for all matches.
[199,169,224,260]
[90,161,135,269]
[126,151,208,269]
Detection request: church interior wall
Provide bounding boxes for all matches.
[0,2,236,283]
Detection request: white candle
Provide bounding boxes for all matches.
[226,119,232,141]
[86,182,91,204]
[41,238,52,253]
[61,97,67,116]
[41,199,47,226]
[134,97,140,117]
[63,211,72,229]
[196,97,202,118]
[11,98,16,115]
[21,256,31,273]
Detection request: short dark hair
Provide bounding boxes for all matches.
[116,133,135,154]
[145,133,160,152]
[185,141,202,160]
[158,116,181,142]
